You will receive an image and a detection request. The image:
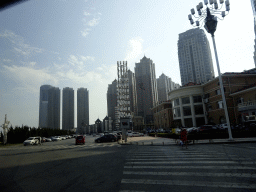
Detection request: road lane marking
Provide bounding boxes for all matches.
[121,179,256,189]
[124,165,256,169]
[123,171,256,178]
[126,158,247,161]
[125,161,254,165]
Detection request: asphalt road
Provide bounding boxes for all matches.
[1,137,256,192]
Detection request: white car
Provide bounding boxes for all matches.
[127,131,133,137]
[45,138,52,142]
[139,132,144,136]
[132,132,140,137]
[51,136,61,141]
[23,137,39,146]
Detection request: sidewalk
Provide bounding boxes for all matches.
[118,136,256,146]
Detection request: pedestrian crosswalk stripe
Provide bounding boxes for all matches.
[125,161,254,165]
[126,158,247,161]
[124,165,256,169]
[121,179,256,189]
[123,171,256,178]
[119,190,146,192]
[129,155,238,158]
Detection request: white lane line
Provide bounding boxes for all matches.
[124,165,256,169]
[119,191,146,192]
[123,171,256,178]
[121,179,256,189]
[126,158,247,161]
[129,156,238,158]
[125,161,254,165]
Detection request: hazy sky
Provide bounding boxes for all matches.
[0,0,255,129]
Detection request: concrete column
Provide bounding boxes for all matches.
[202,99,208,124]
[179,97,185,127]
[190,95,196,127]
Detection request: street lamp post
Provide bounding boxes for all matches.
[188,0,233,140]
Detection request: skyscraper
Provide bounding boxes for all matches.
[128,70,138,116]
[135,56,158,124]
[62,87,74,130]
[39,85,60,129]
[178,28,215,86]
[251,0,256,67]
[77,88,89,130]
[48,87,60,129]
[107,79,117,128]
[157,73,169,102]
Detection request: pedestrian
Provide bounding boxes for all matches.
[180,128,188,149]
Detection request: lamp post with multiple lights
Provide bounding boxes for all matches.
[188,0,233,140]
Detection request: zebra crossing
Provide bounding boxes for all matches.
[119,147,256,192]
[0,142,117,151]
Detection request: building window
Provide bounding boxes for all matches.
[216,89,221,95]
[217,101,223,109]
[183,106,192,116]
[204,93,210,99]
[236,97,244,104]
[193,95,202,103]
[194,105,204,115]
[182,97,190,104]
[207,104,212,111]
[173,108,181,118]
[173,98,179,107]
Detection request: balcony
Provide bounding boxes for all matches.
[238,100,256,112]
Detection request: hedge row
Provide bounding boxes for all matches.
[0,126,75,144]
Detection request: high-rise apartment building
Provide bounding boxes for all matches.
[157,74,180,103]
[107,79,117,128]
[128,70,138,116]
[178,28,215,86]
[39,85,60,129]
[157,73,169,102]
[62,87,74,130]
[77,88,89,130]
[251,0,256,67]
[135,56,158,124]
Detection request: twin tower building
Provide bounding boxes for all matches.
[39,85,89,130]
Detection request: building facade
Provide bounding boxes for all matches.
[157,73,169,103]
[128,70,138,116]
[135,56,158,124]
[39,85,60,129]
[166,68,256,128]
[62,87,74,130]
[107,79,118,129]
[77,88,89,132]
[251,0,256,67]
[178,28,215,86]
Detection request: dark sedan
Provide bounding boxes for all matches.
[95,134,117,143]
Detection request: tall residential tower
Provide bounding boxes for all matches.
[77,88,89,130]
[251,0,256,67]
[135,56,158,124]
[39,85,60,129]
[62,87,74,130]
[178,28,215,86]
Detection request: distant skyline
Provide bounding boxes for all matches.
[0,0,255,129]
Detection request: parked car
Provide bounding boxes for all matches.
[51,136,61,141]
[139,132,144,136]
[45,138,52,142]
[127,131,133,137]
[132,132,140,137]
[75,135,85,145]
[95,134,117,143]
[219,123,228,130]
[197,125,215,133]
[23,137,39,146]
